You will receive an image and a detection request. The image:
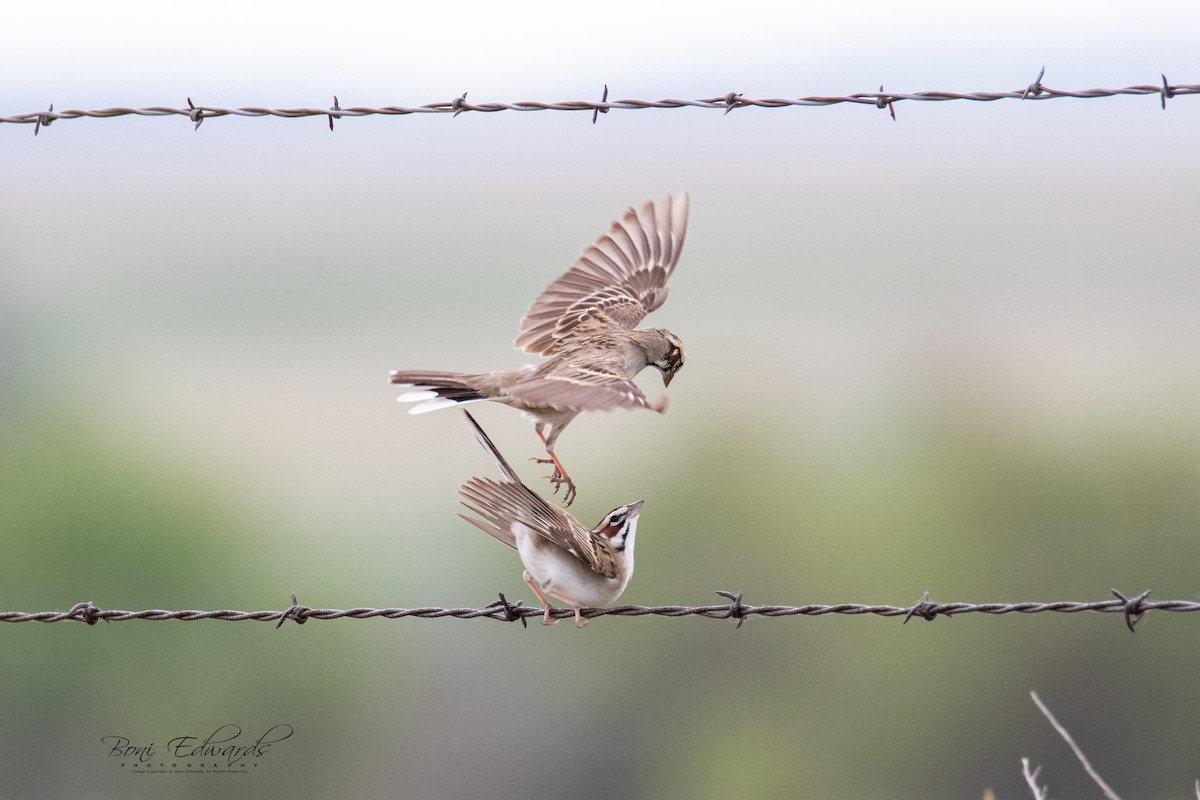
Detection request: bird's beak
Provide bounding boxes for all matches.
[662,370,675,388]
[629,499,645,513]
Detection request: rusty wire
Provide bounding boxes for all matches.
[3,70,1197,135]
[1,589,1194,630]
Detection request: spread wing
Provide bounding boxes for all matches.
[503,350,665,414]
[459,478,608,572]
[515,191,690,355]
[457,411,602,568]
[457,477,583,553]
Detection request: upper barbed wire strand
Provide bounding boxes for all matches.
[3,72,1197,131]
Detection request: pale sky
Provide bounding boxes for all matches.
[7,1,1198,107]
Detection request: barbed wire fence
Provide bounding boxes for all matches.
[3,588,1195,630]
[3,69,1197,135]
[8,67,1200,795]
[4,74,1197,634]
[4,70,1193,635]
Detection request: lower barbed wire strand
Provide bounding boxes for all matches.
[1,590,1193,629]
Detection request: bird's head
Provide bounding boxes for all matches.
[649,330,685,387]
[595,499,644,561]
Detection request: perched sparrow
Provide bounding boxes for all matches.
[391,192,689,506]
[456,409,642,628]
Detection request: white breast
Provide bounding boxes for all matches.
[512,522,629,608]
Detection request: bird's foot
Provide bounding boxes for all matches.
[522,571,561,626]
[550,470,577,506]
[528,457,577,506]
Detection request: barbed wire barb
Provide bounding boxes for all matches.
[3,587,1198,627]
[4,71,1198,132]
[488,592,528,628]
[716,590,747,628]
[276,592,309,628]
[1110,587,1151,632]
[876,85,897,120]
[186,97,204,131]
[1161,74,1174,110]
[328,95,341,131]
[1022,66,1047,99]
[903,590,941,623]
[592,84,608,124]
[33,103,53,136]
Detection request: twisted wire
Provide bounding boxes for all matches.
[4,71,1196,133]
[1,589,1191,630]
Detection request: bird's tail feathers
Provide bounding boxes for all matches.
[391,370,488,414]
[460,409,521,484]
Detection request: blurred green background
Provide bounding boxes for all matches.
[3,3,1200,798]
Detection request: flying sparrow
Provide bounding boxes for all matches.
[391,192,689,506]
[456,409,642,628]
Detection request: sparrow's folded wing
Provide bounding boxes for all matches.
[503,351,663,414]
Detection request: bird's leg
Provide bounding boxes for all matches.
[523,570,558,626]
[529,429,577,506]
[573,607,587,629]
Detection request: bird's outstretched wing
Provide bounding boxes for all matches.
[515,192,689,355]
[457,411,602,568]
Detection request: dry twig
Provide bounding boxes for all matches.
[1028,690,1122,800]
